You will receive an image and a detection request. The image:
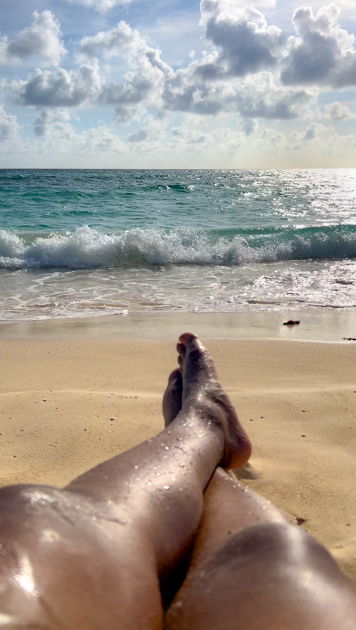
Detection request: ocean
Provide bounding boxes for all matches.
[0,169,355,323]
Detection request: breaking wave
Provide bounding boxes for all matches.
[1,224,356,270]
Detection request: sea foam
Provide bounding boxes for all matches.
[0,225,355,270]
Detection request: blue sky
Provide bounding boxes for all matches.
[0,0,356,167]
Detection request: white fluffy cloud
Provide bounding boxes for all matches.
[162,62,314,120]
[324,101,355,119]
[0,106,19,141]
[127,117,166,144]
[33,109,71,136]
[281,4,356,87]
[79,21,147,59]
[100,59,167,122]
[0,11,66,67]
[79,21,172,122]
[12,63,102,108]
[77,126,127,153]
[2,0,356,167]
[199,0,284,77]
[63,0,132,13]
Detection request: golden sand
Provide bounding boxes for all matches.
[0,330,355,583]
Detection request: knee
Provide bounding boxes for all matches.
[208,522,340,577]
[0,484,75,528]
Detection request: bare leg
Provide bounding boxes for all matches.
[0,333,251,629]
[164,375,356,630]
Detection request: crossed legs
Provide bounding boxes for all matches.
[0,333,251,629]
[163,350,356,630]
[0,333,355,630]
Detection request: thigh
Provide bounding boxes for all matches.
[165,469,356,630]
[165,521,356,630]
[0,484,162,630]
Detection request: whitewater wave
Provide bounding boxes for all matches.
[0,225,355,270]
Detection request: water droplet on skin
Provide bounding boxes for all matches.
[148,481,152,486]
[136,477,140,481]
[134,466,138,469]
[179,488,183,492]
[161,443,164,447]
[156,473,160,476]
[168,431,171,434]
[180,464,185,468]
[172,477,176,481]
[165,447,169,450]
[164,486,170,490]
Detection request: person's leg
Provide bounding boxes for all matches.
[0,333,251,629]
[164,375,356,630]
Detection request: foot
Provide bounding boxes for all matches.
[162,368,183,427]
[165,333,252,469]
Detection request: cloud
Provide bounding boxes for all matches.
[324,100,355,119]
[0,106,19,141]
[260,127,284,149]
[242,118,257,135]
[281,4,356,88]
[171,126,208,144]
[288,121,356,156]
[12,63,102,108]
[79,21,147,59]
[100,52,170,123]
[162,64,314,120]
[78,20,171,122]
[127,117,166,143]
[0,11,66,67]
[77,125,127,153]
[235,76,315,119]
[100,63,164,122]
[162,70,227,116]
[33,109,71,136]
[74,5,315,124]
[199,0,284,77]
[63,0,132,13]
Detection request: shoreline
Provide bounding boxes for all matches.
[0,307,356,342]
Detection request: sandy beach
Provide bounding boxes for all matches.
[0,313,355,584]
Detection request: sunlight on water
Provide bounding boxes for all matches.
[0,169,355,321]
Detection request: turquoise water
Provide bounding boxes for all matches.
[1,169,356,321]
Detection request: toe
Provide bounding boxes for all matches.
[162,369,183,425]
[178,332,198,345]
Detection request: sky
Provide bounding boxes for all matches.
[0,0,356,168]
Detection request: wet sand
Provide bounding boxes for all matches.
[0,314,355,583]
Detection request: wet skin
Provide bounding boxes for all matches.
[163,348,356,630]
[0,333,355,629]
[0,333,251,628]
